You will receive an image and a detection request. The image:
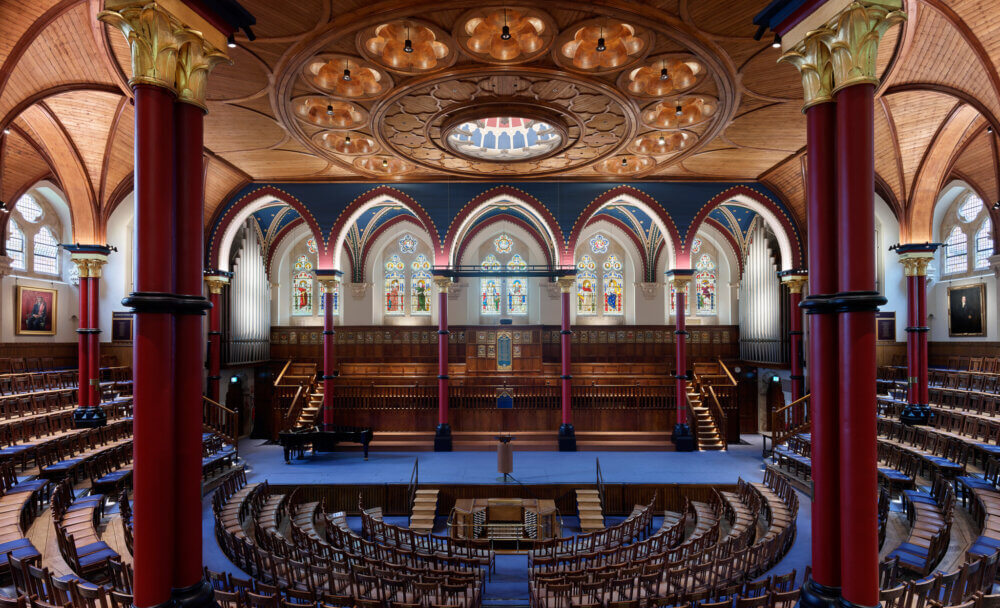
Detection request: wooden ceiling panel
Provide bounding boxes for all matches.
[1,129,51,201]
[221,148,329,179]
[0,0,61,67]
[243,0,327,40]
[43,90,123,195]
[874,101,904,204]
[884,90,958,197]
[877,23,901,81]
[204,156,249,224]
[206,46,270,103]
[739,48,801,101]
[679,147,788,178]
[947,0,1000,100]
[684,0,771,39]
[951,128,999,203]
[204,103,286,154]
[724,103,806,152]
[760,153,806,223]
[102,102,134,208]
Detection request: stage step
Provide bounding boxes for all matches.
[410,488,438,534]
[334,430,677,452]
[576,489,604,533]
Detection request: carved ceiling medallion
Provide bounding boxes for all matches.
[595,155,655,175]
[358,20,457,75]
[302,55,392,100]
[373,69,637,177]
[313,131,379,155]
[628,130,697,155]
[554,19,651,75]
[640,95,718,130]
[354,155,414,175]
[292,96,368,129]
[454,7,555,64]
[620,54,706,98]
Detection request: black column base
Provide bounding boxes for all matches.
[434,423,452,452]
[172,580,217,608]
[672,423,696,452]
[73,407,107,429]
[837,596,877,608]
[797,576,841,608]
[558,424,576,452]
[900,403,930,426]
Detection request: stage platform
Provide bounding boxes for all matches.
[202,434,813,604]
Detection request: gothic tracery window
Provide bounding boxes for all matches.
[32,226,59,275]
[5,219,25,271]
[291,255,314,316]
[576,255,597,315]
[602,254,623,315]
[384,254,405,315]
[506,254,527,315]
[944,226,968,275]
[480,254,502,315]
[695,254,717,315]
[411,254,432,315]
[975,218,993,271]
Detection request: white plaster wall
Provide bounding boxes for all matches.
[99,193,134,341]
[0,275,79,342]
[874,194,907,341]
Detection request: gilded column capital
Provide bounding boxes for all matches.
[70,253,109,279]
[822,1,906,94]
[99,3,185,91]
[898,251,934,277]
[779,28,835,112]
[175,29,229,109]
[556,275,576,293]
[780,274,809,294]
[85,259,107,279]
[204,275,229,294]
[71,257,91,279]
[669,276,692,291]
[317,277,340,294]
[433,276,452,293]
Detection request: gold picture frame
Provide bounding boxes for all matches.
[947,283,986,337]
[15,285,57,336]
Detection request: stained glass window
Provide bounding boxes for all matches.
[576,255,597,315]
[975,218,993,270]
[494,234,513,254]
[319,282,338,315]
[506,254,528,315]
[959,193,984,223]
[602,254,623,315]
[32,227,58,275]
[5,219,25,271]
[384,254,405,315]
[669,283,690,316]
[291,255,314,316]
[691,238,702,255]
[306,238,318,254]
[590,234,609,254]
[411,254,432,315]
[944,226,967,275]
[695,254,717,315]
[398,233,417,254]
[480,255,502,315]
[15,194,42,223]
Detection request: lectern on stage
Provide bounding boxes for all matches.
[496,386,513,481]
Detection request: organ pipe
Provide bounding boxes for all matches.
[227,221,270,365]
[739,222,782,363]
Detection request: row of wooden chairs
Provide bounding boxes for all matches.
[886,475,956,576]
[37,424,132,484]
[50,480,118,582]
[877,419,969,478]
[357,508,495,567]
[0,391,76,420]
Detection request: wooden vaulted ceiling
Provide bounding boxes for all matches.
[0,0,998,245]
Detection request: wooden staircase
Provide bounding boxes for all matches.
[410,488,438,534]
[686,387,725,450]
[576,489,604,533]
[292,385,323,429]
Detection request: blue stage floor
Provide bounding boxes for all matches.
[202,434,812,600]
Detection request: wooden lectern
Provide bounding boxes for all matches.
[497,435,513,481]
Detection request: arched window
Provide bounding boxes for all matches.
[602,254,623,315]
[943,226,968,275]
[695,254,717,315]
[384,254,405,315]
[959,193,984,222]
[411,254,432,315]
[32,226,59,275]
[576,255,597,315]
[291,255,314,316]
[506,254,528,315]
[306,238,318,254]
[480,254,501,315]
[691,238,702,255]
[15,194,43,223]
[5,219,25,271]
[975,218,993,270]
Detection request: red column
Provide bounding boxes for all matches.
[836,82,885,608]
[558,277,575,451]
[75,269,90,409]
[319,276,338,428]
[173,100,212,601]
[780,273,808,402]
[128,82,178,608]
[669,272,694,451]
[802,100,842,599]
[434,277,451,451]
[88,269,101,408]
[897,247,937,424]
[204,275,228,403]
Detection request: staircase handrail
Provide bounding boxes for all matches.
[685,395,701,450]
[281,385,306,431]
[596,458,605,512]
[772,393,811,447]
[408,459,419,511]
[202,396,239,458]
[717,359,738,387]
[274,360,293,387]
[706,386,729,450]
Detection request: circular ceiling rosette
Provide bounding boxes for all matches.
[454,7,555,64]
[554,18,651,75]
[628,130,697,155]
[292,96,369,129]
[358,20,457,75]
[302,55,393,100]
[640,95,718,130]
[354,155,414,175]
[594,154,655,175]
[314,131,380,156]
[619,54,706,98]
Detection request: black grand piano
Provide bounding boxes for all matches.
[277,425,373,463]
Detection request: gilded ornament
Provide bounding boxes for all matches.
[821,1,905,93]
[780,274,809,294]
[175,30,229,109]
[318,277,340,294]
[205,275,229,294]
[99,3,184,91]
[779,28,835,111]
[899,252,934,277]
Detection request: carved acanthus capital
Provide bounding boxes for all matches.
[70,253,109,280]
[898,251,935,277]
[822,1,905,93]
[669,276,692,291]
[175,29,229,109]
[779,28,835,111]
[318,277,340,294]
[556,275,576,293]
[780,274,809,294]
[204,275,229,294]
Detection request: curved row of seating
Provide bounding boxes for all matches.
[528,495,656,559]
[359,508,495,572]
[886,475,956,576]
[51,479,119,583]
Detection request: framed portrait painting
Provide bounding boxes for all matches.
[111,311,133,342]
[948,283,986,337]
[15,285,57,336]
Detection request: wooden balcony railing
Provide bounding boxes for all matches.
[203,397,239,456]
[772,393,810,448]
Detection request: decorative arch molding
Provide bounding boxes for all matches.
[569,186,681,270]
[265,216,305,278]
[703,217,744,276]
[454,213,555,270]
[100,172,134,226]
[582,214,651,280]
[684,185,801,270]
[359,215,432,283]
[208,185,324,271]
[328,186,442,270]
[444,186,564,267]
